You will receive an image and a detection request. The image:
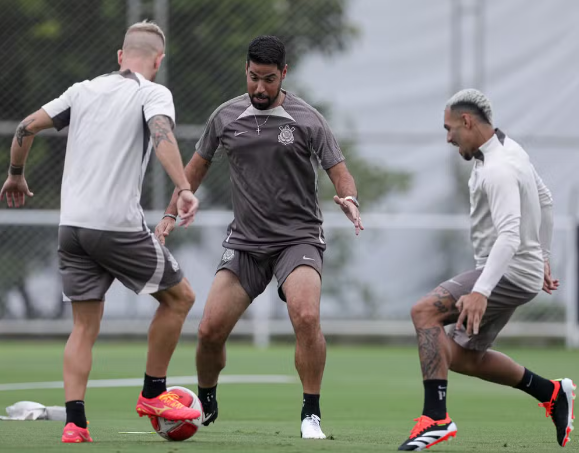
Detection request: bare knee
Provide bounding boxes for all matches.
[411,297,441,327]
[71,319,101,343]
[179,284,195,312]
[198,320,228,349]
[411,286,457,328]
[291,309,321,337]
[159,281,195,316]
[171,295,194,318]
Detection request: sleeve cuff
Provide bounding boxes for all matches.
[471,285,491,298]
[144,110,176,127]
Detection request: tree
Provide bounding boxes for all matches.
[0,0,411,318]
[167,0,357,123]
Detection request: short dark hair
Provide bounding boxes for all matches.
[247,35,286,71]
[450,102,492,125]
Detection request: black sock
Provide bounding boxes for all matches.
[301,393,321,420]
[142,373,167,399]
[515,368,554,403]
[198,385,217,411]
[422,379,447,421]
[65,400,87,428]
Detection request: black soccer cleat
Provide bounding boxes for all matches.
[539,378,576,447]
[398,414,457,451]
[201,398,218,426]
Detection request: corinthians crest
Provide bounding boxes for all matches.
[222,248,235,263]
[278,124,295,145]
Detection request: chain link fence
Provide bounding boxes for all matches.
[0,218,571,332]
[0,0,575,343]
[0,0,356,210]
[0,0,369,322]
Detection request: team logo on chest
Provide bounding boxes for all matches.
[278,124,295,145]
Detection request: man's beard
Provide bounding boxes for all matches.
[251,85,281,110]
[461,150,473,161]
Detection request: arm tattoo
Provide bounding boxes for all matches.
[15,119,35,147]
[148,115,174,148]
[416,326,444,379]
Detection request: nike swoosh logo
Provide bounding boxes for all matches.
[234,131,248,136]
[448,279,462,286]
[303,256,315,261]
[438,386,447,390]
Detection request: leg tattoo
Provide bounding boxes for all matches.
[417,326,445,379]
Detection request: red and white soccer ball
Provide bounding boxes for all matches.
[150,386,203,441]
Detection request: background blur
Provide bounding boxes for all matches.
[0,0,578,346]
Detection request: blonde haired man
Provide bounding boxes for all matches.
[1,21,201,443]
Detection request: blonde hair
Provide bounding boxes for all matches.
[446,88,493,124]
[123,20,165,55]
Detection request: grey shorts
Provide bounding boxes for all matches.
[216,244,323,301]
[440,269,538,351]
[58,226,184,302]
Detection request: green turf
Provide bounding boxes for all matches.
[0,340,577,452]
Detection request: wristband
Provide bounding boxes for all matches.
[178,188,192,196]
[163,214,177,221]
[343,196,359,208]
[8,164,24,176]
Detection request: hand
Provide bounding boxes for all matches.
[155,216,176,245]
[177,190,199,228]
[542,261,559,294]
[456,292,488,336]
[0,175,33,208]
[333,195,364,236]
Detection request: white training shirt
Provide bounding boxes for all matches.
[469,130,553,296]
[42,70,175,232]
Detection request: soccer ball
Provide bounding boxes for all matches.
[150,386,203,441]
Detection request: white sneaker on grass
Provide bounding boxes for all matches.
[301,415,326,439]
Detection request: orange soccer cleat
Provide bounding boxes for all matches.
[136,390,202,421]
[61,422,93,443]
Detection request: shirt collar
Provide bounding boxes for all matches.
[474,129,504,162]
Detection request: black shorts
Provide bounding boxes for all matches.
[216,244,323,301]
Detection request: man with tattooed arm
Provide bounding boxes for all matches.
[0,21,201,443]
[398,89,575,451]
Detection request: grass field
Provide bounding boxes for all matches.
[0,340,577,452]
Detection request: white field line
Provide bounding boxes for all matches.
[0,375,297,391]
